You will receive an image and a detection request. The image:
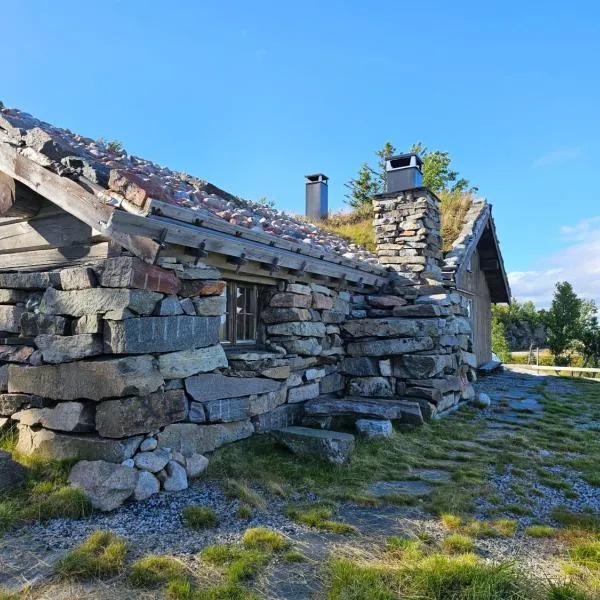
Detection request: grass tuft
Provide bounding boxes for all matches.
[54,530,127,580]
[441,534,476,554]
[129,555,189,588]
[182,505,218,529]
[285,503,356,534]
[241,527,285,552]
[222,479,265,508]
[525,525,557,538]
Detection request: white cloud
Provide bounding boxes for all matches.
[508,217,600,308]
[533,147,581,168]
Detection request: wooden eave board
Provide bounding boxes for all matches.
[0,144,160,263]
[144,198,386,278]
[106,209,387,287]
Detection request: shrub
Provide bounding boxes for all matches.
[55,530,127,580]
[182,505,218,529]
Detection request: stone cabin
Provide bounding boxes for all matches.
[0,107,510,476]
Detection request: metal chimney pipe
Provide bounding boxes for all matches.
[385,153,423,193]
[305,173,328,220]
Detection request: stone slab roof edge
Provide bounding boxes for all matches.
[442,199,511,303]
[0,105,380,271]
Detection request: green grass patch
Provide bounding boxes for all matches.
[241,527,285,552]
[282,549,306,562]
[441,534,475,554]
[525,525,556,538]
[552,507,600,532]
[221,479,265,508]
[129,554,189,588]
[326,552,533,600]
[285,503,357,534]
[182,505,218,529]
[54,530,127,580]
[236,505,253,520]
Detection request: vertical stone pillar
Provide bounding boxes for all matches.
[372,189,443,285]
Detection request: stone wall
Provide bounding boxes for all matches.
[0,187,481,506]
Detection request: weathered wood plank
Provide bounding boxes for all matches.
[107,210,386,287]
[0,205,102,254]
[0,242,109,271]
[0,146,160,263]
[144,198,387,277]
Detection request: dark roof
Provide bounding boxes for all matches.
[442,199,511,303]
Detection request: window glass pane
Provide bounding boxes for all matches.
[219,284,229,342]
[234,283,256,343]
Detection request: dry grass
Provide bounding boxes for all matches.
[439,190,474,252]
[309,191,474,255]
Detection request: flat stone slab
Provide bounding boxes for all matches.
[367,480,432,497]
[185,373,281,402]
[104,315,220,354]
[272,426,355,465]
[305,397,423,425]
[8,356,163,401]
[0,450,27,493]
[409,469,451,482]
[508,397,542,413]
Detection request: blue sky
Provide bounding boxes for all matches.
[2,1,599,306]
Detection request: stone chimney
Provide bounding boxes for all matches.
[373,154,443,285]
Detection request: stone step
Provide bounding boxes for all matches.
[271,426,355,465]
[304,396,423,425]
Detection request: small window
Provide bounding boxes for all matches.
[220,281,259,346]
[466,256,472,272]
[466,298,473,321]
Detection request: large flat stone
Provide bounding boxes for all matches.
[39,287,162,317]
[0,272,59,289]
[341,357,380,376]
[392,354,455,378]
[0,393,42,416]
[252,403,305,433]
[0,345,34,363]
[20,313,69,336]
[13,402,95,432]
[204,386,287,423]
[392,304,442,317]
[342,318,443,338]
[8,356,163,401]
[271,426,355,465]
[305,397,423,424]
[266,322,326,337]
[347,337,434,357]
[348,377,393,397]
[261,308,311,324]
[280,338,322,356]
[95,390,188,438]
[97,256,182,294]
[68,460,137,512]
[158,344,227,379]
[367,480,432,497]
[35,334,103,363]
[16,425,142,462]
[104,315,220,353]
[156,421,254,455]
[287,383,320,403]
[269,293,312,308]
[192,296,226,316]
[0,305,25,333]
[185,373,281,402]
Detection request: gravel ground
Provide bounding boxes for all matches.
[1,368,597,598]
